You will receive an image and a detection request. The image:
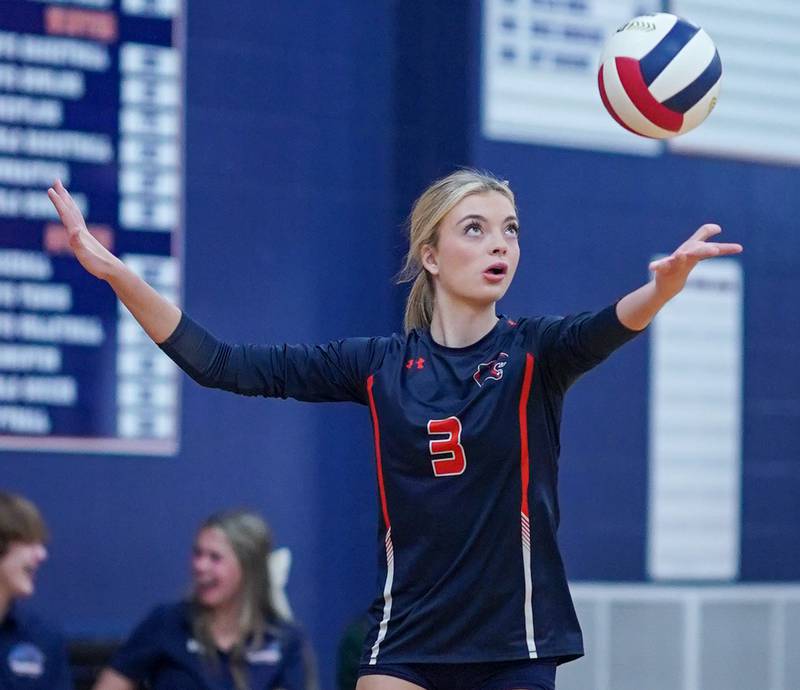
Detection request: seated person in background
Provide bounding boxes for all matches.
[0,491,74,690]
[93,509,315,690]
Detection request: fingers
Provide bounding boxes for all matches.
[649,256,670,272]
[649,223,743,276]
[48,180,65,208]
[649,253,688,272]
[690,223,721,241]
[686,242,744,260]
[47,185,67,216]
[49,179,62,202]
[49,179,71,204]
[57,178,76,204]
[715,242,743,256]
[47,179,85,232]
[650,239,744,275]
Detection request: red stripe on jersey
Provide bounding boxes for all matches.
[519,353,535,519]
[367,375,391,530]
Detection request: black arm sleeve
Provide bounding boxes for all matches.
[159,313,386,405]
[537,303,642,392]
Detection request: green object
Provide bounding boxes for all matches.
[336,615,370,690]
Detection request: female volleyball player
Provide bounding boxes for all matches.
[48,171,741,690]
[92,510,314,690]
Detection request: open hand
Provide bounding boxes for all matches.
[648,224,742,297]
[47,179,120,281]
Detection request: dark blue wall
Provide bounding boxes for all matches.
[2,2,799,688]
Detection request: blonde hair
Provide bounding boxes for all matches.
[191,510,282,690]
[397,169,516,333]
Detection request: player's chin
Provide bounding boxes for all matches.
[193,586,220,607]
[11,575,35,598]
[196,592,222,608]
[465,287,509,308]
[479,281,511,300]
[452,278,511,306]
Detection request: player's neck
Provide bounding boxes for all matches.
[429,298,498,348]
[209,599,244,650]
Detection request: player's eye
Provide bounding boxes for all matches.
[464,223,483,236]
[505,224,520,237]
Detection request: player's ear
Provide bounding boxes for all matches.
[421,244,439,275]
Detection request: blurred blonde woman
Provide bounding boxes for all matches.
[93,510,314,690]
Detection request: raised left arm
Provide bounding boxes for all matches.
[616,224,743,331]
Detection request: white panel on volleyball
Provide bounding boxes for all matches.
[647,259,743,580]
[669,0,800,164]
[482,0,662,155]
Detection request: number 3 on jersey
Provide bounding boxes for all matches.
[427,416,466,476]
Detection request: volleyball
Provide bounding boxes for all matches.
[597,13,722,139]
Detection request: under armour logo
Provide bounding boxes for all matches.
[473,352,509,387]
[405,357,425,370]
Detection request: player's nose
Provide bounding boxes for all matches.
[489,229,509,255]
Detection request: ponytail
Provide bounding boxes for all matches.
[402,270,434,333]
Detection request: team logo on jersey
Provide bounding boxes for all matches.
[246,641,282,664]
[473,352,509,387]
[7,643,45,677]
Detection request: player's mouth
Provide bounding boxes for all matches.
[12,564,38,593]
[195,578,218,592]
[483,262,508,283]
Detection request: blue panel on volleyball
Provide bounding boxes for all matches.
[640,19,699,87]
[662,50,723,113]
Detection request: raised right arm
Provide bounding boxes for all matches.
[47,180,181,343]
[47,181,387,404]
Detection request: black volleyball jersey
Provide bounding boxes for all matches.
[160,304,640,665]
